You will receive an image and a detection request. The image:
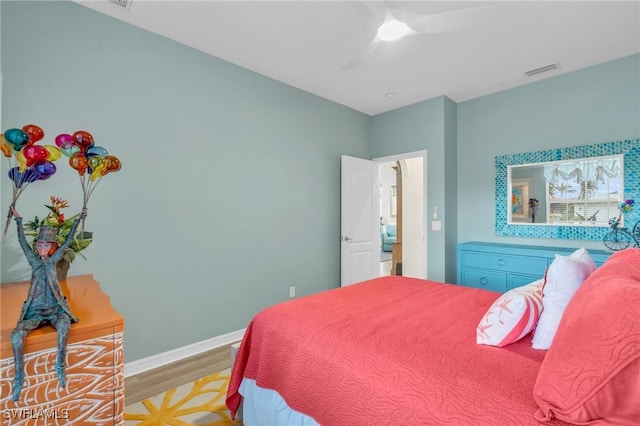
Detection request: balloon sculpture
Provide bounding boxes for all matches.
[2,126,123,245]
[2,125,62,245]
[2,126,121,402]
[55,130,122,230]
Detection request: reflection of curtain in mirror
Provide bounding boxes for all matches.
[544,159,620,184]
[594,159,620,182]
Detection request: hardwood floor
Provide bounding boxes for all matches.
[124,342,238,406]
[380,259,392,276]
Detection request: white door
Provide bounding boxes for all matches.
[341,155,380,286]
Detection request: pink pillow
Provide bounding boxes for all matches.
[476,280,543,347]
[532,248,595,349]
[534,248,640,424]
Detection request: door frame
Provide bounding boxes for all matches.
[374,150,428,279]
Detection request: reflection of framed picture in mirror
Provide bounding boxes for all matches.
[390,185,397,217]
[511,178,531,221]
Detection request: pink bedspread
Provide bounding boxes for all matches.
[227,276,569,425]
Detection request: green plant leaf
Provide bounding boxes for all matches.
[75,231,93,240]
[60,215,78,229]
[44,205,58,215]
[70,238,92,251]
[24,216,43,231]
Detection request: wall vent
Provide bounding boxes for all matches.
[525,63,559,77]
[107,0,133,10]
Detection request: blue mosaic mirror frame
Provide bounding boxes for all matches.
[495,139,639,239]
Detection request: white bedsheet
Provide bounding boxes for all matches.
[239,378,319,426]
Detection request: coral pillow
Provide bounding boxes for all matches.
[534,248,640,424]
[532,248,595,349]
[476,279,543,347]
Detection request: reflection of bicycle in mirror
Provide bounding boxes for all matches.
[603,200,638,251]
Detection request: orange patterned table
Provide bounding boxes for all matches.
[0,275,124,425]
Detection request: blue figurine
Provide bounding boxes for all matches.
[9,205,87,402]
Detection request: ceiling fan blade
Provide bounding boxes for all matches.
[345,0,489,71]
[406,5,495,34]
[357,0,388,18]
[382,0,406,23]
[341,40,382,71]
[340,1,392,71]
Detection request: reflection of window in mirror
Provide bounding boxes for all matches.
[546,156,622,225]
[509,154,623,226]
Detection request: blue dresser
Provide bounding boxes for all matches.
[456,242,612,292]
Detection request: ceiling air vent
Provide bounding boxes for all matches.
[525,63,559,77]
[107,0,133,10]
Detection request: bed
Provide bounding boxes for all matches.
[226,248,640,425]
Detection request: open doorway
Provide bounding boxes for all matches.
[376,151,427,278]
[378,161,396,276]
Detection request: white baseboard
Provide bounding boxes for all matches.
[124,328,246,378]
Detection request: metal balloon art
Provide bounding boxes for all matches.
[56,130,122,210]
[2,124,60,245]
[2,125,122,401]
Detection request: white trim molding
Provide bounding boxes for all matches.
[124,328,246,378]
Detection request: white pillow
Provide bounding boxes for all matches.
[569,247,597,275]
[532,248,595,349]
[477,279,544,347]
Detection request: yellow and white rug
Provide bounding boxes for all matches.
[124,368,240,425]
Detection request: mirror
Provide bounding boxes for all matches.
[508,155,623,226]
[495,139,639,240]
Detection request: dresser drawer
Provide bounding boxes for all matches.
[457,242,612,293]
[509,274,542,289]
[460,251,548,275]
[460,269,508,293]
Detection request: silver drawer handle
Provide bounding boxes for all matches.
[497,258,505,266]
[480,277,488,286]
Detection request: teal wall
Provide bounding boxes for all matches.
[2,1,638,363]
[0,1,370,362]
[457,54,640,250]
[443,97,458,282]
[370,96,458,282]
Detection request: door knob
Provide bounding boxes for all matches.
[343,236,352,241]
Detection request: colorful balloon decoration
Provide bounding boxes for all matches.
[1,136,14,157]
[55,133,74,148]
[55,129,122,214]
[22,124,45,144]
[3,128,30,151]
[2,124,63,245]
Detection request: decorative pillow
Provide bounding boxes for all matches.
[476,279,543,347]
[532,248,595,349]
[567,247,597,275]
[534,248,640,424]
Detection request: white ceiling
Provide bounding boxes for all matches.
[74,1,640,116]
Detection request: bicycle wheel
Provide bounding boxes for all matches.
[603,230,632,251]
[633,223,640,246]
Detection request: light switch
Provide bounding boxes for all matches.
[431,220,442,231]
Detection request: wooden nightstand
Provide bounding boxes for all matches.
[0,275,124,425]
